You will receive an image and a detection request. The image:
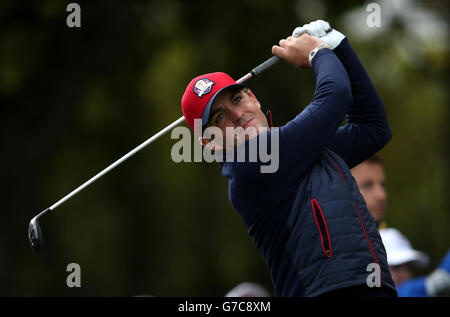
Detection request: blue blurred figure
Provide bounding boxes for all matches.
[380,228,450,297]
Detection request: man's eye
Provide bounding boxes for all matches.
[233,96,242,104]
[215,113,223,123]
[360,182,372,190]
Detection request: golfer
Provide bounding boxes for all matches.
[181,21,397,297]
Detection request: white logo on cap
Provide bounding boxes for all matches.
[193,78,214,98]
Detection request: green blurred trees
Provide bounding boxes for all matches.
[1,0,448,296]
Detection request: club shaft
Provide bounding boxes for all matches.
[34,208,51,220]
[237,56,281,84]
[50,116,185,210]
[48,55,281,212]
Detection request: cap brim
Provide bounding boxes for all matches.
[201,83,246,128]
[388,250,430,268]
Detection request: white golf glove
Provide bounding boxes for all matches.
[292,20,346,50]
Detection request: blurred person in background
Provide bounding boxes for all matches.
[380,228,450,297]
[352,157,450,296]
[351,155,388,228]
[225,282,271,297]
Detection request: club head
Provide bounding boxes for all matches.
[28,216,43,253]
[28,208,51,253]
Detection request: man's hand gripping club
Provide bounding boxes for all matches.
[271,33,327,68]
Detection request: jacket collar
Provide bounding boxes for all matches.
[265,110,273,128]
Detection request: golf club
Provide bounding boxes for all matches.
[27,54,283,253]
[28,26,335,253]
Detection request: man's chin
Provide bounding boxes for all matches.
[221,125,268,151]
[372,210,385,223]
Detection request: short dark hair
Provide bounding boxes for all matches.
[224,84,249,96]
[365,155,384,166]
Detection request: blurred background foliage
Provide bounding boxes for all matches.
[0,0,448,296]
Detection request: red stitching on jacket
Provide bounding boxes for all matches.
[267,110,273,128]
[353,200,381,283]
[322,150,346,183]
[323,149,381,281]
[311,198,333,258]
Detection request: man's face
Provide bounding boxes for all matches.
[201,87,268,150]
[351,162,387,223]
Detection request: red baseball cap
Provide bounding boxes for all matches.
[181,72,245,131]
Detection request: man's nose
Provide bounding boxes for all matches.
[229,107,245,125]
[374,184,387,200]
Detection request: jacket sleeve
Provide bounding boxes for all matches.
[233,49,353,201]
[326,38,392,169]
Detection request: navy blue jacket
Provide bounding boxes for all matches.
[219,39,396,296]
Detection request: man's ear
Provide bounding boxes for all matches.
[248,90,261,108]
[198,136,208,147]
